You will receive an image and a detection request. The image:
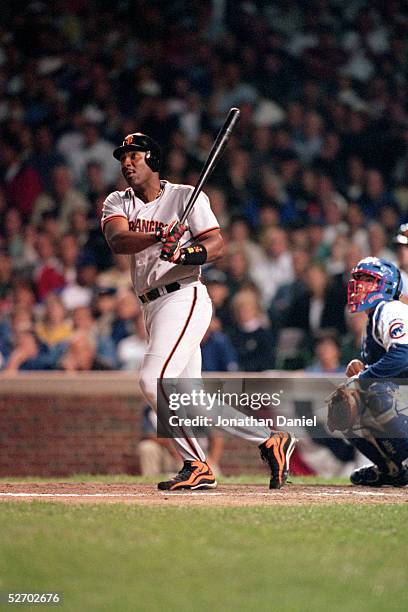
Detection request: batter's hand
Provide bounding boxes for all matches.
[346,359,364,377]
[155,220,179,243]
[160,222,186,261]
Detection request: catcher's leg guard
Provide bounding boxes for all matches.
[364,382,408,465]
[346,435,400,474]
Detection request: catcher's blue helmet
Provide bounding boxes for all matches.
[348,257,402,313]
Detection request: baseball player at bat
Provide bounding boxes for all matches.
[101,132,296,491]
[327,256,408,486]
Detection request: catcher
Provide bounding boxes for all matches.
[327,257,408,486]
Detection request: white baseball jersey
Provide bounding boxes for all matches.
[101,181,219,294]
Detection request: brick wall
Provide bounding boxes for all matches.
[0,389,263,477]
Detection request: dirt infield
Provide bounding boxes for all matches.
[0,482,407,505]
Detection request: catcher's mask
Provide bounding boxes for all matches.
[348,257,402,313]
[113,132,161,172]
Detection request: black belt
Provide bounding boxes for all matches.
[139,282,181,304]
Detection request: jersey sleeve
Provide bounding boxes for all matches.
[101,192,127,230]
[359,301,408,380]
[376,302,408,351]
[186,191,220,240]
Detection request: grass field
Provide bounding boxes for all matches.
[0,478,407,611]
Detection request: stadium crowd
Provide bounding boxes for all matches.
[1,0,408,372]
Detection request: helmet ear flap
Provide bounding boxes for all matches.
[144,149,160,172]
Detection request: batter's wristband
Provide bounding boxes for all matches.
[179,244,208,265]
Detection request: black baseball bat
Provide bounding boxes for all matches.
[179,107,240,225]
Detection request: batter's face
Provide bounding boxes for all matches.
[120,151,153,188]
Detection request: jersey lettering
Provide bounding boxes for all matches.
[128,220,166,233]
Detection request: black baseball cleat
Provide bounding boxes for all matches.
[259,432,297,489]
[350,464,408,487]
[158,460,217,491]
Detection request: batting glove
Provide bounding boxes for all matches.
[160,222,186,261]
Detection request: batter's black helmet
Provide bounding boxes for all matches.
[113,133,161,172]
[393,223,408,246]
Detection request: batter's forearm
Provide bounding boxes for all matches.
[107,231,157,254]
[198,233,224,263]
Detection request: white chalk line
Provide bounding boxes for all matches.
[0,489,406,499]
[0,492,223,498]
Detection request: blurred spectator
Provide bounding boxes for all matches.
[59,261,95,311]
[306,333,344,373]
[359,169,399,218]
[293,111,324,164]
[201,316,238,372]
[69,209,113,271]
[223,244,252,297]
[81,160,110,203]
[228,216,263,267]
[230,288,274,371]
[97,254,132,292]
[250,227,294,308]
[287,263,346,339]
[57,233,78,283]
[31,165,89,231]
[205,186,230,229]
[93,287,117,339]
[71,305,116,369]
[269,248,310,333]
[321,202,348,249]
[1,303,65,371]
[0,136,42,220]
[204,270,234,333]
[346,202,369,253]
[111,291,141,346]
[32,125,64,191]
[33,233,65,301]
[35,293,72,348]
[0,251,12,309]
[3,331,42,372]
[345,156,366,201]
[367,222,395,261]
[59,330,112,371]
[63,122,118,185]
[3,208,25,266]
[0,306,34,364]
[116,311,147,371]
[325,235,349,276]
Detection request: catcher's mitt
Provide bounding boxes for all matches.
[326,379,362,433]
